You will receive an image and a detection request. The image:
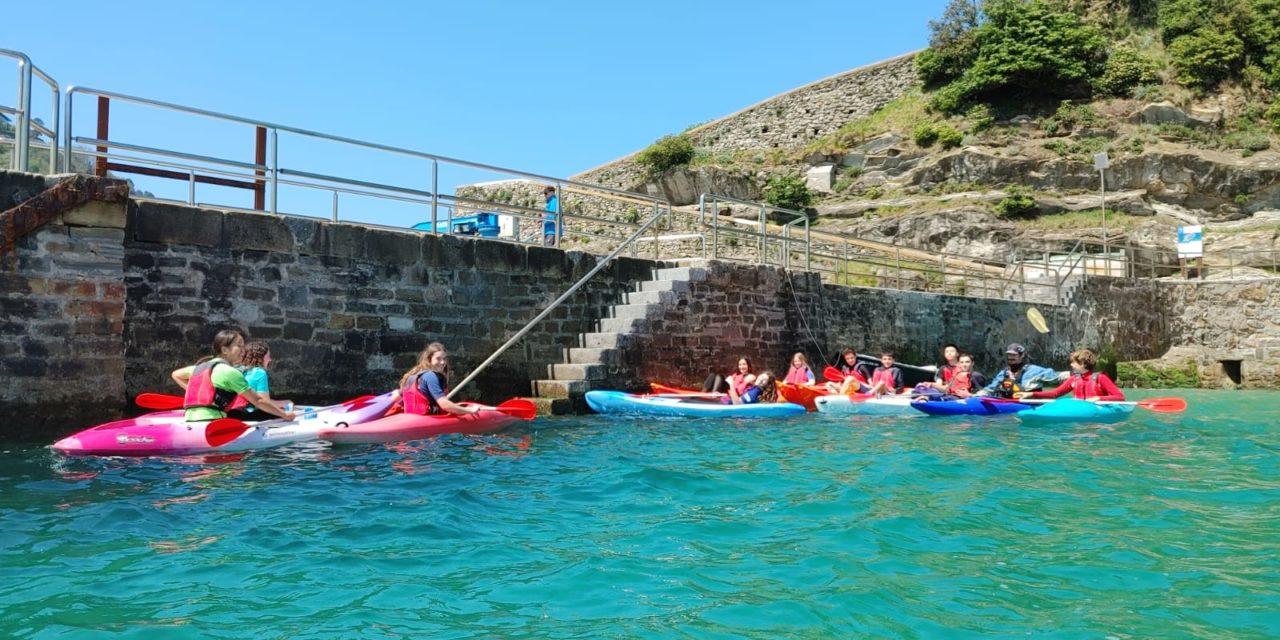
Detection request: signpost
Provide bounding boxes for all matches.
[1094,152,1110,275]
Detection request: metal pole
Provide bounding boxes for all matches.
[430,159,439,236]
[758,204,766,264]
[61,88,72,173]
[48,82,59,174]
[15,60,30,171]
[332,191,339,222]
[1100,168,1108,275]
[188,170,195,204]
[269,129,279,215]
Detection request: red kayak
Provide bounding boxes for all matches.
[777,382,830,412]
[649,382,700,395]
[316,402,522,445]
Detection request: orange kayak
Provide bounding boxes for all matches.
[649,382,701,395]
[777,382,831,412]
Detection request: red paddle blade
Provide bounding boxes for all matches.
[342,395,376,410]
[204,418,251,447]
[136,392,184,410]
[1136,397,1188,413]
[495,399,537,421]
[823,366,847,382]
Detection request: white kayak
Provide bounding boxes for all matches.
[813,393,917,416]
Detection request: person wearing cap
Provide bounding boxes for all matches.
[542,185,560,246]
[976,343,1058,399]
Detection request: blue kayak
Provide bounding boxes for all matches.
[1018,399,1135,424]
[585,390,806,418]
[911,397,1033,416]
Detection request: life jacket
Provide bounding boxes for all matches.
[938,363,956,384]
[946,370,972,395]
[839,363,869,385]
[1070,372,1102,399]
[182,359,241,412]
[871,367,899,392]
[403,370,447,415]
[728,372,753,396]
[996,367,1031,398]
[784,365,812,385]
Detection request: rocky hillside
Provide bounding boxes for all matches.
[572,1,1280,276]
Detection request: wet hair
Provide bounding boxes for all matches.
[198,328,246,364]
[240,341,270,369]
[880,350,895,358]
[400,342,447,388]
[1070,348,1098,370]
[958,352,975,363]
[756,370,778,403]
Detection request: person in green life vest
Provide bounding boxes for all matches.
[171,329,295,423]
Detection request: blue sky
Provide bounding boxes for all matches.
[5,0,946,226]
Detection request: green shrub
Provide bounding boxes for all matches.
[1266,98,1280,133]
[995,185,1038,217]
[965,103,995,132]
[763,174,813,211]
[635,134,695,175]
[864,185,885,200]
[936,125,964,149]
[1226,130,1271,156]
[1234,193,1253,205]
[1168,27,1245,90]
[913,122,941,147]
[1093,44,1161,96]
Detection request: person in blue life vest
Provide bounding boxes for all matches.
[729,370,778,404]
[865,351,905,397]
[977,343,1058,399]
[542,185,561,246]
[397,342,481,416]
[171,329,296,423]
[227,341,292,421]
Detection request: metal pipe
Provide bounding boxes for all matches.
[15,59,29,171]
[430,159,439,236]
[188,170,195,204]
[270,128,279,215]
[332,191,339,222]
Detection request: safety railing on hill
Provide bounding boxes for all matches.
[0,49,59,174]
[61,85,686,259]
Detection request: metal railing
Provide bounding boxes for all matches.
[0,49,58,173]
[62,86,678,256]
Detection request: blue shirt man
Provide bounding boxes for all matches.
[542,185,560,246]
[979,343,1059,399]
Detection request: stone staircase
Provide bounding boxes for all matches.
[529,263,707,414]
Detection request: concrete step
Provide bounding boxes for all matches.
[654,266,707,282]
[609,303,662,322]
[598,316,649,334]
[625,289,677,306]
[582,332,634,349]
[549,363,606,380]
[532,379,589,399]
[638,279,690,293]
[524,397,582,416]
[567,347,621,365]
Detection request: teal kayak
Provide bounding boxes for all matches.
[1018,399,1135,424]
[585,390,806,418]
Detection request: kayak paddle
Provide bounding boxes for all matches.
[823,366,848,382]
[480,398,538,421]
[204,418,252,447]
[136,392,184,410]
[1027,307,1050,334]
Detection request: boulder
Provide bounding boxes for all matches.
[805,164,838,194]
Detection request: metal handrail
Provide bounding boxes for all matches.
[447,205,671,399]
[1,49,58,173]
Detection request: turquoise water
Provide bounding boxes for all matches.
[2,390,1278,639]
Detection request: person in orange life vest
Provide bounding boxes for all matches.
[1017,348,1125,402]
[825,349,871,394]
[730,370,778,404]
[171,329,295,423]
[934,343,960,385]
[783,352,816,385]
[704,357,756,395]
[932,352,986,399]
[865,351,905,397]
[226,341,292,422]
[397,342,481,416]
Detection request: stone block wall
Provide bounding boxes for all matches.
[0,199,128,439]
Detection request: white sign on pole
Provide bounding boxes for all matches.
[1177,225,1203,258]
[1093,152,1110,170]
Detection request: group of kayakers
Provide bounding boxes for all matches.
[168,329,473,424]
[699,341,1125,406]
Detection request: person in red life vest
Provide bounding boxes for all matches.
[783,352,816,385]
[730,370,778,404]
[703,357,756,395]
[934,343,960,385]
[825,349,872,394]
[921,351,986,398]
[865,351,905,397]
[171,329,295,423]
[1017,348,1125,402]
[397,342,481,416]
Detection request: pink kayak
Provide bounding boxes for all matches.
[53,393,396,457]
[317,402,521,445]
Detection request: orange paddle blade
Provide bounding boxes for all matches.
[204,418,251,447]
[493,399,537,421]
[136,392,184,410]
[1135,397,1188,413]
